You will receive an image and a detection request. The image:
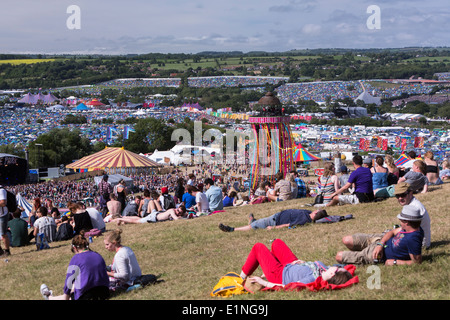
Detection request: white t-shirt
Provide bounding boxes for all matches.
[195,192,210,213]
[409,197,431,248]
[0,188,8,217]
[34,216,57,242]
[86,207,106,230]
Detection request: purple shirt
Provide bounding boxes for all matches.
[348,166,373,194]
[64,250,109,300]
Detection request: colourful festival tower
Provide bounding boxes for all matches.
[248,92,294,190]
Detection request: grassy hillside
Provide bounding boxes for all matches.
[1,183,448,301]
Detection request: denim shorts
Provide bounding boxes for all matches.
[250,212,280,229]
[140,209,160,223]
[0,215,8,237]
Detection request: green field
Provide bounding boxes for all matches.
[1,180,448,301]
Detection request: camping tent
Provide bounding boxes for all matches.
[18,93,38,104]
[66,147,161,174]
[42,93,57,104]
[87,99,105,107]
[147,149,175,165]
[46,104,65,111]
[75,103,90,111]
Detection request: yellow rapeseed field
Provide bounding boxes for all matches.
[0,59,56,65]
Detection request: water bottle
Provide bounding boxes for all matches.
[89,236,93,243]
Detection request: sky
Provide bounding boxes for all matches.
[1,0,449,55]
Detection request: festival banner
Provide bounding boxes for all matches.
[377,136,382,149]
[395,136,401,148]
[123,126,136,140]
[401,138,407,151]
[359,138,365,150]
[364,139,371,151]
[382,139,388,151]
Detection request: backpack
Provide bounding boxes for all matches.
[210,272,247,297]
[315,214,353,224]
[1,188,17,213]
[55,223,74,241]
[162,194,175,210]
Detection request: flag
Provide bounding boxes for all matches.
[395,136,401,148]
[377,136,382,149]
[359,138,365,150]
[382,139,388,151]
[419,137,424,148]
[123,126,136,140]
[107,127,118,140]
[364,139,370,151]
[401,138,407,151]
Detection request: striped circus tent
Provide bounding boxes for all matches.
[292,143,321,162]
[66,147,161,174]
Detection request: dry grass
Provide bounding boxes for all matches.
[1,183,449,301]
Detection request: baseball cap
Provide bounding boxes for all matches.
[397,205,422,221]
[161,187,168,194]
[340,165,348,172]
[363,157,372,164]
[394,182,411,195]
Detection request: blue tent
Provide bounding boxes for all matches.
[75,103,90,111]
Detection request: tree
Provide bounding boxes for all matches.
[28,128,92,168]
[123,118,175,154]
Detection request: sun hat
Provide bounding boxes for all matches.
[394,182,411,195]
[397,205,422,221]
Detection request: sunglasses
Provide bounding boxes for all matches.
[395,192,409,198]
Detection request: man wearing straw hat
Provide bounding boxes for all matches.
[335,204,424,266]
[394,182,431,249]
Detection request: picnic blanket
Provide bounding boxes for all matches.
[264,264,359,292]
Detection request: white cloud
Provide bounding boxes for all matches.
[0,0,448,54]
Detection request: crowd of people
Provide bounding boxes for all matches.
[0,146,447,300]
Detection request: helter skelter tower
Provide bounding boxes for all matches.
[248,92,294,190]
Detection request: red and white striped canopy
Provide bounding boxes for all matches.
[66,147,160,171]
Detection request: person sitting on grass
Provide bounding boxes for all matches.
[267,172,293,202]
[104,229,142,293]
[327,155,374,207]
[7,208,29,248]
[398,160,428,194]
[40,230,109,300]
[240,239,353,289]
[335,204,424,266]
[219,209,328,232]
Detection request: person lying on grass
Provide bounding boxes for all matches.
[240,239,353,289]
[219,209,328,232]
[111,205,187,225]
